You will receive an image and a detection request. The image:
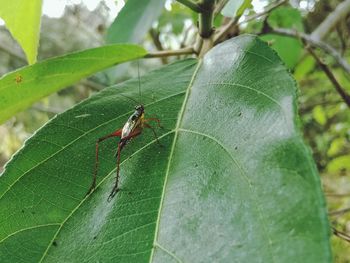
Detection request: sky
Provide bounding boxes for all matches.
[0,0,124,25]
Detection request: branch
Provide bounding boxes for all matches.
[272,28,350,75]
[305,44,350,108]
[176,0,203,13]
[239,0,288,25]
[198,0,215,38]
[149,28,168,64]
[329,207,350,216]
[214,0,287,44]
[311,0,350,41]
[333,227,350,243]
[145,47,195,58]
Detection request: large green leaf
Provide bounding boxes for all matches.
[106,0,166,44]
[0,0,42,64]
[0,35,331,262]
[0,44,146,124]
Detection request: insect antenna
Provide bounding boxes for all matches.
[137,60,142,105]
[118,93,139,105]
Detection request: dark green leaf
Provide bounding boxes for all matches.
[106,0,166,44]
[0,44,146,124]
[0,35,331,262]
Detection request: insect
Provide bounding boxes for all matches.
[86,62,163,201]
[15,74,23,84]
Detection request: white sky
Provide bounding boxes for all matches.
[0,0,124,25]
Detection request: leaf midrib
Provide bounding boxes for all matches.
[148,60,203,263]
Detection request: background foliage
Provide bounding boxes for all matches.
[0,0,349,261]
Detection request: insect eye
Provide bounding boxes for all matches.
[131,115,137,120]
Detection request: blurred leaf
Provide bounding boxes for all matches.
[0,44,147,124]
[221,0,252,17]
[267,7,304,31]
[327,155,350,173]
[158,3,193,35]
[106,0,166,43]
[313,105,327,125]
[0,0,42,64]
[261,7,304,68]
[327,138,346,156]
[294,55,316,81]
[260,34,303,68]
[0,35,331,262]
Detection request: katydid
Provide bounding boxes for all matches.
[86,62,162,201]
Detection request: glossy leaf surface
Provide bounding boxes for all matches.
[0,35,331,262]
[0,0,42,64]
[0,44,146,124]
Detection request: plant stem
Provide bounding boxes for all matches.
[305,44,350,108]
[145,47,195,58]
[198,0,215,38]
[333,227,350,243]
[272,28,350,75]
[311,0,350,41]
[214,0,287,44]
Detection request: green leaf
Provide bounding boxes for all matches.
[312,105,327,125]
[327,155,350,173]
[260,34,303,68]
[0,35,331,262]
[267,7,304,32]
[0,0,42,64]
[221,0,252,18]
[106,0,166,44]
[294,55,316,81]
[0,44,146,124]
[261,7,304,68]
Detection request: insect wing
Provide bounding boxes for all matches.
[121,117,136,139]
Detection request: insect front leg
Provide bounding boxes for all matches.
[144,118,163,129]
[144,123,163,147]
[86,129,122,196]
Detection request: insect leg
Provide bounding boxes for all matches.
[108,129,142,201]
[144,122,163,147]
[86,129,122,196]
[144,118,163,129]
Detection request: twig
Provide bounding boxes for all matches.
[272,28,350,75]
[326,192,350,197]
[239,0,287,25]
[311,0,350,41]
[176,0,203,13]
[145,47,195,58]
[305,44,350,108]
[214,0,229,17]
[214,0,287,44]
[149,28,168,64]
[329,207,350,216]
[333,227,350,243]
